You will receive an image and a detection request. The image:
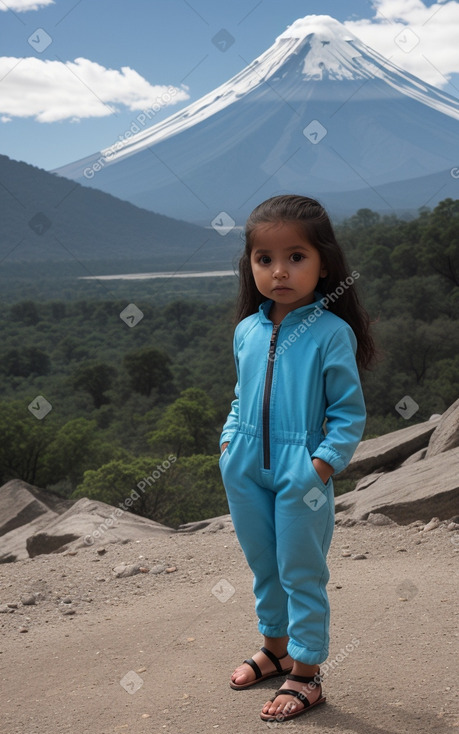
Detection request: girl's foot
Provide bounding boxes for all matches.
[230,644,293,689]
[261,666,324,720]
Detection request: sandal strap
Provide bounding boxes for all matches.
[287,672,322,684]
[242,657,262,680]
[241,647,290,681]
[260,646,288,673]
[270,688,312,707]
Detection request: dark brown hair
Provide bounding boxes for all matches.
[235,194,376,371]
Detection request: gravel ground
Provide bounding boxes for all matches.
[1,519,458,734]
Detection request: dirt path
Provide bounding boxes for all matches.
[1,521,457,733]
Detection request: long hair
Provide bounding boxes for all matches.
[235,194,376,371]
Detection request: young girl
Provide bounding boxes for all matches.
[219,195,375,723]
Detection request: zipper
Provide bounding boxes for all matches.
[262,324,280,470]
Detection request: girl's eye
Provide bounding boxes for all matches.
[291,253,304,262]
[260,255,271,264]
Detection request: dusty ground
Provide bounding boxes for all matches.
[1,519,458,734]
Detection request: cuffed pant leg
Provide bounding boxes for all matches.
[220,441,288,637]
[274,448,335,665]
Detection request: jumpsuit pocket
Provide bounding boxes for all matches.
[219,445,230,467]
[219,432,238,467]
[304,448,331,490]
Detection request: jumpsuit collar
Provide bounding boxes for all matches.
[258,293,324,326]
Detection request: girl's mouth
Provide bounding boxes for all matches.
[273,286,292,291]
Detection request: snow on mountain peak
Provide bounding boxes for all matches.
[276,14,366,81]
[278,14,353,42]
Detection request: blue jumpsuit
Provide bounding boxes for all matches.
[219,296,366,665]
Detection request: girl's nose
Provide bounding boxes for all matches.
[272,264,288,279]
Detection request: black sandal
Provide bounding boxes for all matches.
[230,646,292,690]
[260,671,326,721]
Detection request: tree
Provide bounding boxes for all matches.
[72,362,116,408]
[0,400,57,485]
[10,300,39,325]
[419,199,459,285]
[42,418,114,491]
[2,347,51,377]
[74,453,227,528]
[123,347,173,397]
[148,388,217,457]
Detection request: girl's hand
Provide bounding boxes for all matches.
[221,442,229,454]
[312,457,333,484]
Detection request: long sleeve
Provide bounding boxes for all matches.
[219,329,240,449]
[311,324,366,474]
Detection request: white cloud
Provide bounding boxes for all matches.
[344,0,459,90]
[0,0,54,11]
[0,57,189,122]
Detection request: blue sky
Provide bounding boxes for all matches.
[1,0,459,171]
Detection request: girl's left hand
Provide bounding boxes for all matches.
[312,457,333,484]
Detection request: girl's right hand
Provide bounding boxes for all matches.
[221,442,229,454]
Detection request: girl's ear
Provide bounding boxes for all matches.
[320,262,328,279]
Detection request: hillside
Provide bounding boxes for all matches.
[0,154,240,272]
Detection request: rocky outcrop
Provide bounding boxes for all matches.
[335,446,459,524]
[425,398,459,458]
[338,417,440,480]
[0,479,74,538]
[26,497,174,557]
[178,514,233,533]
[0,482,174,562]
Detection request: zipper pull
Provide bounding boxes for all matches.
[268,324,279,361]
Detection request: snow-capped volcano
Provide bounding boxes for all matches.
[54,15,459,222]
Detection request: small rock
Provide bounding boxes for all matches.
[399,597,408,602]
[137,667,146,673]
[335,584,343,589]
[396,548,407,552]
[7,603,18,609]
[0,605,14,614]
[367,513,395,527]
[18,626,28,633]
[97,548,106,555]
[61,608,76,616]
[113,563,145,578]
[141,714,151,719]
[95,577,106,582]
[150,564,167,575]
[166,567,177,573]
[20,594,36,606]
[446,522,459,532]
[423,517,440,532]
[351,554,367,560]
[63,550,78,556]
[341,551,352,557]
[62,597,72,604]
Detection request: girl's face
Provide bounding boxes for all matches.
[250,221,327,321]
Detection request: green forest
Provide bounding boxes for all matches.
[1,199,458,528]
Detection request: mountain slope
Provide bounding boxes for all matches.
[54,15,459,222]
[0,155,238,271]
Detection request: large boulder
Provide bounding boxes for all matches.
[335,446,459,524]
[338,416,440,480]
[26,497,174,557]
[425,398,459,458]
[0,510,58,563]
[0,479,73,538]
